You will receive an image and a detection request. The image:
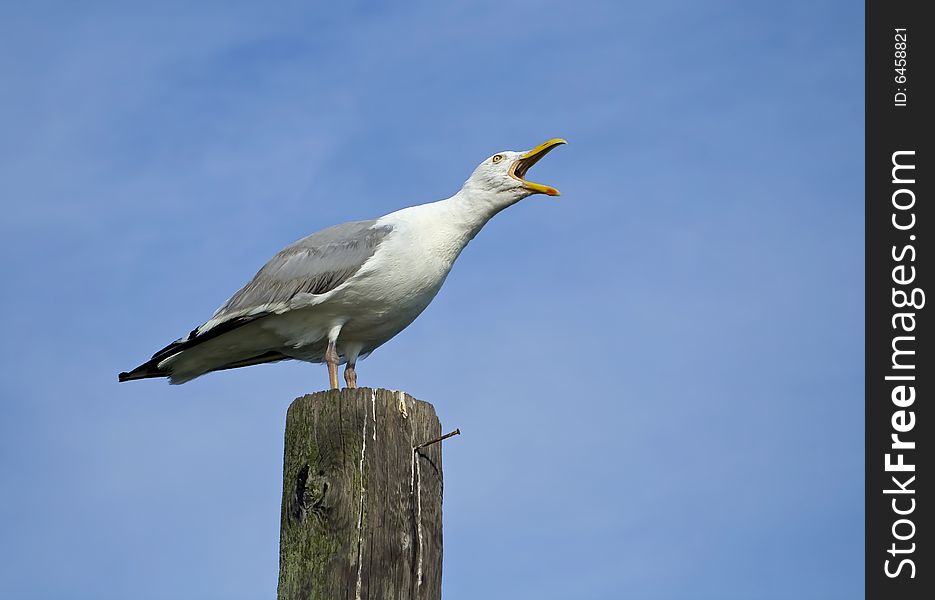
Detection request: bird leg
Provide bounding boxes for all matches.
[344,363,357,389]
[342,344,362,389]
[325,340,340,390]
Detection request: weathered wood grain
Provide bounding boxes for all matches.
[278,388,443,600]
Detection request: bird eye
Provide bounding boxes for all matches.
[492,154,503,163]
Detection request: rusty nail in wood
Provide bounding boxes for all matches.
[415,428,461,450]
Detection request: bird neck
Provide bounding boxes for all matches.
[442,187,513,239]
[394,188,519,268]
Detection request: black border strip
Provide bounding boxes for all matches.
[866,1,931,598]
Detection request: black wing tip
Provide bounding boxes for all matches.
[120,315,273,384]
[118,362,168,382]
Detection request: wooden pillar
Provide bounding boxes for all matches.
[278,388,443,600]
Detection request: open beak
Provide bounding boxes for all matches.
[509,138,567,196]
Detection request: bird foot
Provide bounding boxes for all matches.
[344,365,358,389]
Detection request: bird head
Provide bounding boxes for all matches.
[461,138,566,204]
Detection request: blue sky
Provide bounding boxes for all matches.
[0,1,863,598]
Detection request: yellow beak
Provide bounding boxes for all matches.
[509,138,567,196]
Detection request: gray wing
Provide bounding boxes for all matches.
[118,220,393,381]
[212,219,393,322]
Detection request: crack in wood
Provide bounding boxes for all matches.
[355,395,368,600]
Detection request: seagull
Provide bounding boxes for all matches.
[119,138,566,389]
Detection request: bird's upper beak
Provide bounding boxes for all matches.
[509,138,567,196]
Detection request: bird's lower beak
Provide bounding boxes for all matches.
[509,138,567,196]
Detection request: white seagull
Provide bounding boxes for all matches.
[119,138,566,389]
